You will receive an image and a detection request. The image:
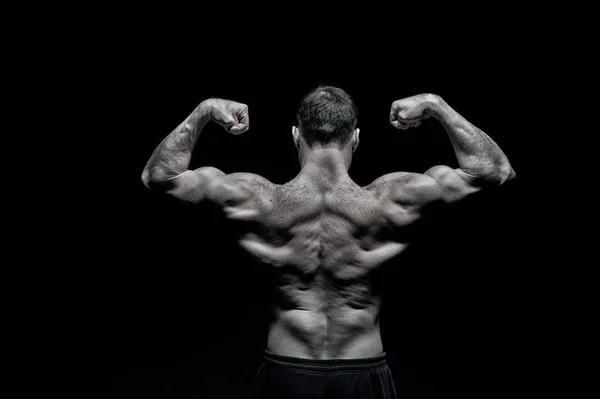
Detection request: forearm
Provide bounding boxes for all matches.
[426,95,515,183]
[142,101,210,187]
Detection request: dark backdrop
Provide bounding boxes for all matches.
[30,11,527,399]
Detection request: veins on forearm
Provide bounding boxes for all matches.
[147,109,207,179]
[437,105,509,172]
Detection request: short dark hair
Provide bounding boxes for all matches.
[296,86,357,148]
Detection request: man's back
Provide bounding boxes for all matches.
[142,92,514,398]
[219,168,420,359]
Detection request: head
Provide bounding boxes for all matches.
[292,86,360,167]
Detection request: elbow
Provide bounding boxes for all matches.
[499,162,516,184]
[141,167,175,191]
[141,168,151,189]
[490,162,515,185]
[505,166,516,182]
[472,162,515,186]
[141,167,165,190]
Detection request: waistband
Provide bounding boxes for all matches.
[262,349,387,372]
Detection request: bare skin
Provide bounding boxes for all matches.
[142,94,515,360]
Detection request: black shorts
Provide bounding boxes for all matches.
[250,350,397,399]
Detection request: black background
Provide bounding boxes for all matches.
[26,9,530,399]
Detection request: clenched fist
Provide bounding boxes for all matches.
[202,98,250,135]
[389,93,439,130]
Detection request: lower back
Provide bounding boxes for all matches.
[266,306,383,359]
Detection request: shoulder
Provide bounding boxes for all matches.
[365,172,438,199]
[365,171,446,212]
[206,172,278,220]
[210,172,277,197]
[366,166,480,208]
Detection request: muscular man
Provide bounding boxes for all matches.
[142,86,515,399]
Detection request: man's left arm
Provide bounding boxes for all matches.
[141,98,249,203]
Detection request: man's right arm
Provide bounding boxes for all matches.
[388,93,515,205]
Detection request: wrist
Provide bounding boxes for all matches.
[423,93,446,119]
[184,100,212,134]
[197,99,215,121]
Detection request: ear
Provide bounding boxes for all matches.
[351,128,360,152]
[292,126,300,150]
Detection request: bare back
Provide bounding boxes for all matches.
[208,170,426,359]
[143,93,514,361]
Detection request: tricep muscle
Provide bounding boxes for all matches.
[163,166,226,204]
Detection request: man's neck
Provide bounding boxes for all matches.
[299,148,351,186]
